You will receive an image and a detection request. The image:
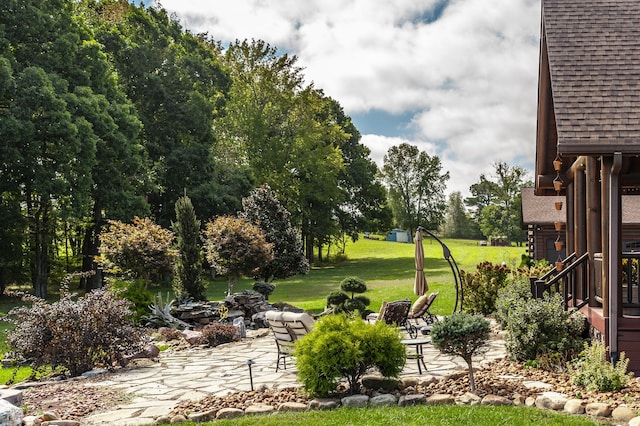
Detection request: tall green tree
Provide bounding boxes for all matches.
[441,192,482,239]
[172,196,205,301]
[1,0,150,296]
[381,143,450,234]
[239,185,309,282]
[467,162,530,244]
[219,40,347,263]
[86,1,250,227]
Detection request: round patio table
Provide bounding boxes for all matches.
[400,337,430,374]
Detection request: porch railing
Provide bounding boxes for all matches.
[621,251,640,313]
[530,252,590,310]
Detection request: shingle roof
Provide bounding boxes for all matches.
[543,0,640,154]
[522,187,640,225]
[521,187,564,225]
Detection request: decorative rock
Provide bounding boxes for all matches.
[216,408,244,419]
[535,392,567,410]
[629,416,640,426]
[563,399,586,415]
[418,375,438,386]
[525,396,536,407]
[309,398,340,410]
[40,421,80,426]
[244,404,276,414]
[341,395,369,408]
[426,394,455,405]
[585,402,612,418]
[170,414,187,423]
[187,409,217,422]
[0,389,22,406]
[41,412,59,421]
[362,375,399,391]
[155,415,172,424]
[456,392,481,406]
[278,402,308,412]
[400,377,419,388]
[398,394,426,406]
[481,395,512,406]
[22,415,41,426]
[370,394,398,407]
[612,405,636,422]
[512,393,525,406]
[0,399,22,426]
[181,330,202,346]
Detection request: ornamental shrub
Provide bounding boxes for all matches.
[570,341,634,391]
[494,276,532,329]
[325,276,371,318]
[504,292,585,366]
[431,313,490,391]
[198,322,240,347]
[461,261,510,315]
[4,287,146,377]
[295,314,406,397]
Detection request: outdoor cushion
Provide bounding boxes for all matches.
[410,294,430,316]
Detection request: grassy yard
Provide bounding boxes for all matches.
[186,405,601,426]
[0,235,525,386]
[211,235,526,315]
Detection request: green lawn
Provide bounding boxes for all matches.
[184,405,601,426]
[0,236,525,386]
[210,235,526,315]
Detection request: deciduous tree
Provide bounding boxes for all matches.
[202,216,274,296]
[381,143,449,234]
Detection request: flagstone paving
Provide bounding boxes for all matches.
[82,327,507,425]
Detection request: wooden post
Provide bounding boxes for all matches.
[586,156,601,307]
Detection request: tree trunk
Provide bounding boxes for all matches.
[32,197,50,299]
[466,358,476,391]
[81,205,103,290]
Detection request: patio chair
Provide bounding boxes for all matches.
[408,292,439,326]
[367,299,417,338]
[265,311,315,371]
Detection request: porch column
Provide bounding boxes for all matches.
[586,157,601,307]
[574,164,586,300]
[601,156,610,318]
[607,153,622,362]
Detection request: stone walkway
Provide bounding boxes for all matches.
[82,327,506,425]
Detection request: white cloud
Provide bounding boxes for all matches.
[160,0,541,196]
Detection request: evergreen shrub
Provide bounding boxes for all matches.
[431,312,490,391]
[295,314,405,397]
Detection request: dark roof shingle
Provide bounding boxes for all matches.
[543,0,640,153]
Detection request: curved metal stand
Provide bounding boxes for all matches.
[417,226,463,313]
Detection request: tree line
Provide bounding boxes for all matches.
[0,0,528,297]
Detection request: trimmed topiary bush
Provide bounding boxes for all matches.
[325,276,371,318]
[295,314,406,397]
[431,312,490,391]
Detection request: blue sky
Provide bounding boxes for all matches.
[137,0,541,196]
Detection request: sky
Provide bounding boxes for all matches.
[146,0,542,197]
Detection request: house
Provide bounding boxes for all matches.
[535,0,640,372]
[521,188,640,262]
